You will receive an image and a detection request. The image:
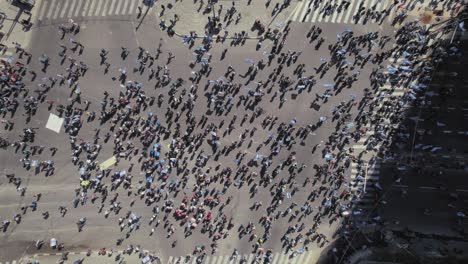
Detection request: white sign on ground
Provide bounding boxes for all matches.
[99,156,117,170]
[45,113,64,133]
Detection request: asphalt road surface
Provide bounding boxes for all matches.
[0,0,463,264]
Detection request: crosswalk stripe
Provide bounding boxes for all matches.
[128,0,137,15]
[221,256,230,264]
[303,251,314,263]
[210,255,218,264]
[330,3,341,23]
[190,257,196,264]
[365,0,373,10]
[344,0,357,23]
[247,254,256,263]
[336,3,347,23]
[377,0,386,12]
[46,0,57,19]
[74,0,85,17]
[36,0,48,20]
[292,2,303,21]
[82,0,92,16]
[88,0,98,16]
[60,0,70,18]
[299,3,309,22]
[115,0,125,15]
[278,253,288,263]
[52,0,62,19]
[94,0,104,16]
[120,0,131,15]
[311,1,323,22]
[102,0,110,16]
[164,252,328,264]
[108,0,118,15]
[271,253,280,264]
[103,0,111,16]
[67,0,78,18]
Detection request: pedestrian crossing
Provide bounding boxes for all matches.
[0,261,17,264]
[347,53,409,220]
[35,0,140,21]
[166,251,316,264]
[290,0,442,25]
[348,160,382,225]
[290,0,392,24]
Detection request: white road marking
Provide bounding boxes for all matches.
[292,1,304,21]
[52,0,63,19]
[37,0,48,20]
[60,0,71,18]
[101,0,110,16]
[420,186,437,190]
[74,0,86,17]
[128,0,137,15]
[94,0,104,16]
[67,0,79,18]
[87,0,98,17]
[108,0,118,15]
[121,0,131,15]
[46,0,58,19]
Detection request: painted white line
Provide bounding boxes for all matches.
[271,253,280,264]
[82,0,92,16]
[303,252,314,264]
[393,184,408,188]
[246,254,256,263]
[74,0,85,17]
[312,0,325,22]
[392,91,405,96]
[60,0,70,18]
[46,0,58,19]
[94,0,104,16]
[87,0,98,17]
[107,0,117,15]
[330,3,340,23]
[52,0,62,19]
[120,0,131,15]
[101,0,109,16]
[353,145,366,149]
[67,0,79,18]
[291,2,301,21]
[114,0,124,15]
[456,189,468,193]
[37,0,48,20]
[323,5,332,23]
[128,0,137,15]
[298,2,308,22]
[420,186,437,190]
[344,0,358,23]
[335,3,346,23]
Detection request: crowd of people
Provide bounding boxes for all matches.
[0,0,466,263]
